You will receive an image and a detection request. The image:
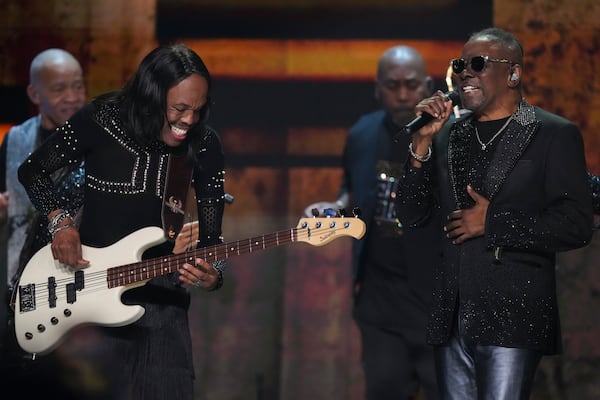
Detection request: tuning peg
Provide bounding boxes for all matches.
[338,208,347,217]
[311,208,320,217]
[323,208,337,217]
[352,207,361,218]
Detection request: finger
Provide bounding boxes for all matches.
[193,258,210,273]
[178,267,196,286]
[444,221,458,233]
[429,91,449,116]
[419,101,442,119]
[179,264,209,287]
[452,235,465,245]
[180,262,204,282]
[447,210,462,221]
[445,224,460,238]
[466,184,480,202]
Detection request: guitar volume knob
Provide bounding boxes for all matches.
[37,324,46,332]
[50,317,59,325]
[64,309,72,317]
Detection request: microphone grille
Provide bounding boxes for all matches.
[446,91,462,108]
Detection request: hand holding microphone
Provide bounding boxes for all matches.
[394,91,460,142]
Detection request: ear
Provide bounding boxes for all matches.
[27,84,40,105]
[508,64,522,87]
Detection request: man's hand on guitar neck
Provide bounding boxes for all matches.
[173,221,219,290]
[179,258,219,291]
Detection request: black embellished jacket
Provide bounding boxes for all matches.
[396,99,593,354]
[18,102,225,253]
[16,102,226,388]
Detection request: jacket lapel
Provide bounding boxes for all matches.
[447,99,540,207]
[483,99,540,200]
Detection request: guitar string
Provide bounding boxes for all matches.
[26,222,362,303]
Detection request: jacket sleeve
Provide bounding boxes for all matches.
[18,108,88,217]
[486,121,593,252]
[395,152,438,228]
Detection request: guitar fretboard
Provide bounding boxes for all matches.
[106,228,298,288]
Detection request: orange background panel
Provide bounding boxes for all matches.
[0,124,12,142]
[184,39,464,80]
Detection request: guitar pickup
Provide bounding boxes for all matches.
[65,270,85,304]
[74,270,84,290]
[48,277,57,308]
[66,283,76,304]
[18,284,36,312]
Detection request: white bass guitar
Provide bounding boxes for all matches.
[13,216,365,355]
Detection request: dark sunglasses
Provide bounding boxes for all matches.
[450,55,514,74]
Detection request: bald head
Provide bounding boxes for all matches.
[29,48,82,86]
[377,46,428,80]
[27,48,86,130]
[374,45,432,126]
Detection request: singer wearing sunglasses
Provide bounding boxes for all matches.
[395,27,593,400]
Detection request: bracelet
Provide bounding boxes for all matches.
[48,210,73,235]
[207,268,224,291]
[51,223,75,240]
[408,143,432,163]
[207,260,226,291]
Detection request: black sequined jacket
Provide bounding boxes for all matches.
[396,99,593,355]
[18,101,226,306]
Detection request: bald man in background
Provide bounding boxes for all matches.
[0,47,86,395]
[0,48,86,287]
[305,46,440,399]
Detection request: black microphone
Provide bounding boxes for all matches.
[394,91,461,142]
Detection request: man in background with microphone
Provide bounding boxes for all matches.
[305,45,440,400]
[396,27,593,399]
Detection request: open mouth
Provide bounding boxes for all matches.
[170,125,188,139]
[461,85,479,94]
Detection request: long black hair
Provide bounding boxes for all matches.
[96,43,212,155]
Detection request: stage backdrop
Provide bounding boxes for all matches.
[0,1,598,399]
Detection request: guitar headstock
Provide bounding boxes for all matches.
[295,215,366,246]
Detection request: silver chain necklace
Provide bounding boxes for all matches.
[475,116,512,150]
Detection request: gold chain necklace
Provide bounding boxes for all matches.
[475,116,512,150]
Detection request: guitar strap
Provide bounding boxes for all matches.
[162,153,194,241]
[184,181,198,221]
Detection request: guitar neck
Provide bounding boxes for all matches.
[107,227,298,288]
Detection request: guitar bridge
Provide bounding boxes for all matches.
[18,284,36,313]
